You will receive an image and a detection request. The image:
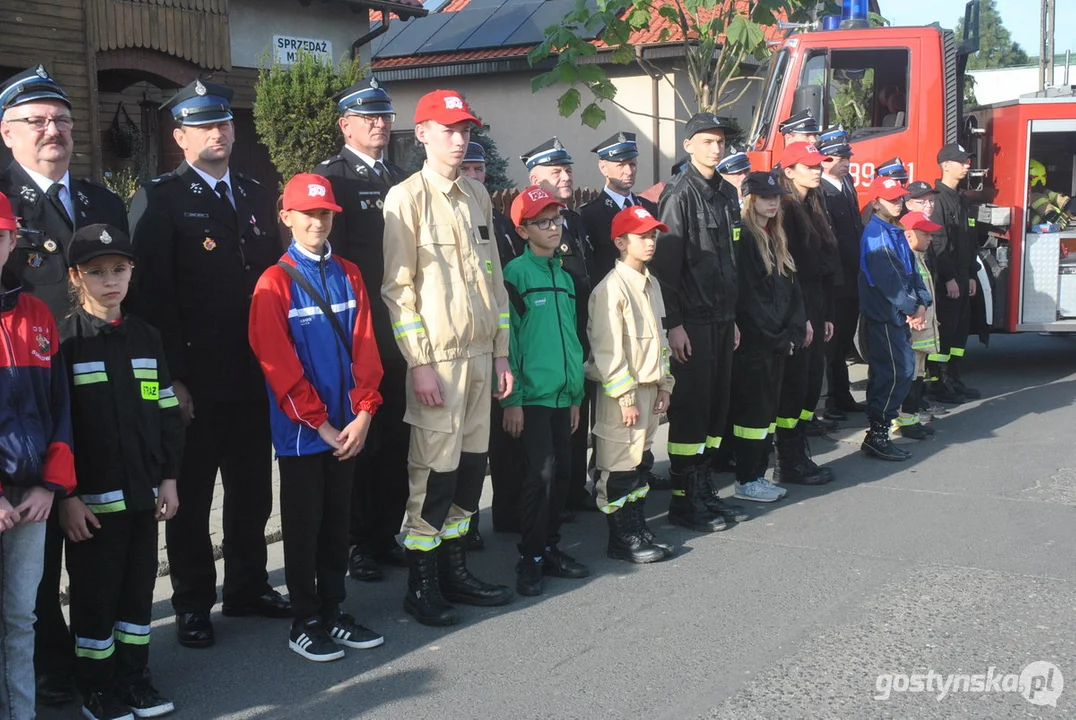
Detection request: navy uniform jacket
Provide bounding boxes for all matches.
[1,163,128,320]
[579,189,658,283]
[821,176,864,299]
[128,162,281,402]
[559,208,595,354]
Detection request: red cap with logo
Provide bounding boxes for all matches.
[611,206,668,240]
[0,193,17,231]
[899,211,942,233]
[283,173,342,213]
[779,142,824,168]
[510,185,565,228]
[414,89,480,126]
[867,175,911,202]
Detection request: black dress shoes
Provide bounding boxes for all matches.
[176,611,214,648]
[348,549,384,581]
[221,589,292,618]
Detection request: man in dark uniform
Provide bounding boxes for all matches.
[876,156,909,184]
[129,80,289,649]
[0,64,129,707]
[779,110,821,145]
[521,137,596,512]
[311,77,411,580]
[461,140,523,538]
[578,131,667,491]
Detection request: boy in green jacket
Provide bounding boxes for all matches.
[502,187,590,597]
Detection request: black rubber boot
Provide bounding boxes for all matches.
[629,496,673,558]
[926,363,966,404]
[606,508,665,564]
[948,362,981,399]
[404,548,460,627]
[438,537,513,607]
[667,466,727,532]
[773,430,828,485]
[698,466,750,522]
[861,420,911,461]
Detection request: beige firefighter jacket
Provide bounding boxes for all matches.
[911,250,940,357]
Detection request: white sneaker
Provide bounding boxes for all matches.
[734,478,783,503]
[759,477,788,498]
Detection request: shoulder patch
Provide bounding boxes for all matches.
[235,172,263,187]
[320,155,344,166]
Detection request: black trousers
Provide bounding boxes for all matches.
[34,504,72,679]
[934,281,971,361]
[731,347,786,484]
[567,381,595,505]
[167,398,272,614]
[778,335,826,428]
[864,321,915,423]
[489,399,525,530]
[667,320,735,472]
[901,376,925,417]
[349,360,410,554]
[518,406,572,558]
[67,510,157,695]
[826,298,860,406]
[279,452,355,622]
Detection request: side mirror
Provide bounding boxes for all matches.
[960,0,981,55]
[791,86,825,127]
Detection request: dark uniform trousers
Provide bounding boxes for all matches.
[489,400,525,529]
[826,297,860,406]
[67,511,157,695]
[518,406,573,558]
[932,279,971,363]
[666,320,735,472]
[167,398,272,613]
[731,348,786,484]
[777,335,827,432]
[863,321,915,423]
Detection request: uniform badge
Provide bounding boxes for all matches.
[553,138,564,152]
[35,65,48,79]
[190,183,203,195]
[370,77,380,89]
[732,227,741,242]
[560,243,570,254]
[27,252,43,268]
[485,260,493,274]
[100,230,112,245]
[203,237,217,251]
[77,190,89,207]
[605,197,616,209]
[250,215,261,236]
[356,165,367,176]
[20,185,37,203]
[43,239,58,252]
[375,199,384,210]
[237,185,247,198]
[195,80,207,96]
[36,333,50,353]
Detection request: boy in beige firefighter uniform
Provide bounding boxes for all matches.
[382,89,515,627]
[588,206,676,565]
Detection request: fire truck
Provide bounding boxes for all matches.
[746,0,1076,335]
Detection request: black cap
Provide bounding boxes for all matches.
[591,131,639,162]
[937,143,972,164]
[68,224,135,266]
[333,76,394,116]
[463,141,486,163]
[716,148,751,175]
[778,110,819,135]
[0,65,70,112]
[742,171,789,198]
[521,137,573,169]
[685,113,734,140]
[906,180,937,199]
[162,80,234,126]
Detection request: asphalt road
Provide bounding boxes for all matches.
[40,333,1076,719]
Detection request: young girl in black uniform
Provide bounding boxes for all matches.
[58,224,184,720]
[730,172,805,501]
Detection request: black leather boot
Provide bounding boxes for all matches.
[697,466,750,522]
[799,430,835,483]
[773,430,828,485]
[629,496,673,558]
[606,508,665,564]
[927,363,966,404]
[438,538,513,607]
[861,419,911,461]
[948,362,981,399]
[404,548,459,627]
[667,466,727,532]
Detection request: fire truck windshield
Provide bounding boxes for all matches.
[749,49,790,150]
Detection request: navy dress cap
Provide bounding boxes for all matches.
[162,80,234,126]
[778,109,820,135]
[0,65,70,111]
[464,141,486,163]
[876,156,908,180]
[592,132,639,161]
[333,77,395,115]
[716,148,752,175]
[819,140,854,158]
[819,124,847,144]
[521,137,573,169]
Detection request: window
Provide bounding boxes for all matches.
[828,49,910,139]
[748,49,790,150]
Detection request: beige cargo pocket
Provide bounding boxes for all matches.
[417,226,458,284]
[592,393,634,444]
[404,395,456,434]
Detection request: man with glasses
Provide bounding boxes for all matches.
[313,77,411,582]
[0,64,128,708]
[129,79,287,650]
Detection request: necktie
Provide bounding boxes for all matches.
[623,196,632,210]
[374,161,388,178]
[46,183,71,223]
[215,180,234,212]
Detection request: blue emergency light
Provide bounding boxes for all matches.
[840,0,871,29]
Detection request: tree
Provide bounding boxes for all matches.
[253,51,366,183]
[957,0,1029,70]
[471,124,515,191]
[527,0,818,128]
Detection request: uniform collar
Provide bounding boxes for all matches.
[77,306,126,335]
[20,164,70,197]
[188,163,231,192]
[614,259,652,292]
[603,187,633,209]
[821,174,843,191]
[523,245,558,266]
[422,162,469,198]
[343,144,385,170]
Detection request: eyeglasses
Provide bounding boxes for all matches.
[521,216,564,231]
[346,113,396,126]
[5,116,74,132]
[80,264,132,279]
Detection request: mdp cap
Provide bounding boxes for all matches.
[0,65,70,112]
[937,143,972,164]
[334,76,394,116]
[162,80,233,126]
[68,224,135,266]
[282,173,342,213]
[414,89,480,126]
[0,194,18,231]
[592,132,639,162]
[510,186,565,228]
[741,171,789,198]
[611,206,667,239]
[867,175,911,203]
[521,137,573,169]
[685,113,734,140]
[779,142,824,168]
[900,211,942,233]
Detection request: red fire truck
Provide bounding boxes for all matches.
[746,0,1076,334]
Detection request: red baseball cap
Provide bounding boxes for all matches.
[510,186,565,228]
[0,194,17,231]
[779,142,824,168]
[867,175,911,202]
[611,206,668,240]
[900,211,942,233]
[413,89,480,126]
[283,173,342,213]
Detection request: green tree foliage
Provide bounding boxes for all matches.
[471,124,515,191]
[253,52,366,183]
[957,0,1029,70]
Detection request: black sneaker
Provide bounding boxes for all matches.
[81,690,134,720]
[516,557,544,597]
[327,613,384,650]
[289,617,345,662]
[542,546,590,579]
[116,682,175,718]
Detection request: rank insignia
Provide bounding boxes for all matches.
[190,183,204,195]
[203,237,217,251]
[237,185,247,198]
[605,197,616,209]
[20,186,37,203]
[78,190,89,206]
[27,252,43,268]
[43,239,58,252]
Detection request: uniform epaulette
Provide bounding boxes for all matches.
[319,155,344,167]
[147,171,179,187]
[235,172,262,187]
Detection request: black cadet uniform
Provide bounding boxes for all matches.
[128,81,287,647]
[0,66,129,699]
[521,137,595,511]
[312,78,410,579]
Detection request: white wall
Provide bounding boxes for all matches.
[969,64,1074,105]
[230,0,371,69]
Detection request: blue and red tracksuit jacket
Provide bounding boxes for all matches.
[249,241,384,457]
[0,268,75,498]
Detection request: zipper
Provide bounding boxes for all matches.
[549,259,570,407]
[318,254,348,430]
[0,316,42,477]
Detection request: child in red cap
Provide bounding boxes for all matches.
[587,206,675,564]
[248,173,385,662]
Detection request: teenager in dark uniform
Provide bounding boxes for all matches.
[0,65,128,706]
[129,80,289,649]
[59,225,183,720]
[312,77,410,580]
[521,137,596,513]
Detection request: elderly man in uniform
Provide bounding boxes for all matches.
[1,65,129,707]
[129,80,288,649]
[521,137,596,513]
[312,77,411,581]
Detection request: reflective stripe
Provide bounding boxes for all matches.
[911,338,936,350]
[81,490,124,505]
[768,422,777,434]
[670,489,685,497]
[114,621,151,646]
[603,370,633,395]
[288,299,357,319]
[598,495,629,514]
[73,372,108,385]
[442,518,470,540]
[775,416,798,429]
[927,353,949,362]
[75,635,114,660]
[132,368,158,380]
[667,442,705,456]
[662,347,670,373]
[627,485,649,502]
[498,312,510,330]
[115,621,151,635]
[403,534,441,551]
[949,347,965,357]
[159,386,176,398]
[159,396,180,409]
[393,318,426,338]
[733,425,768,440]
[72,361,105,374]
[130,358,158,369]
[894,414,920,427]
[704,436,722,449]
[799,409,814,421]
[115,630,150,645]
